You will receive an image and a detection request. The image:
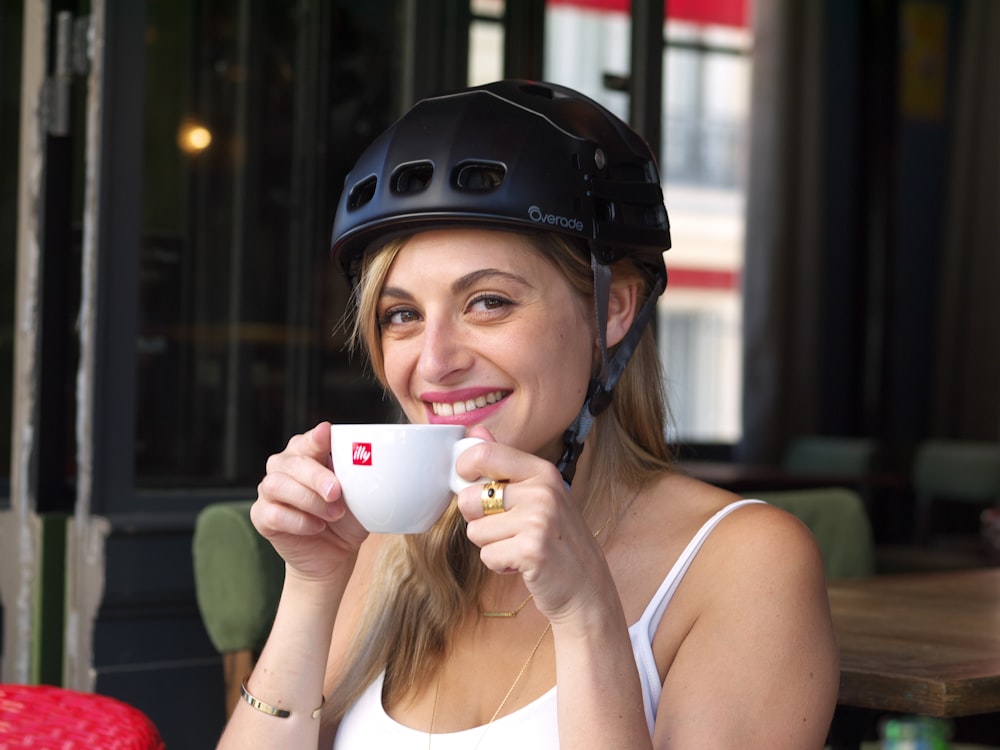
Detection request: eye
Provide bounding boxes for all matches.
[378,306,420,327]
[468,294,512,313]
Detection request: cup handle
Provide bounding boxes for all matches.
[449,437,486,493]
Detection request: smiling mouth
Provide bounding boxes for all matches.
[430,390,508,417]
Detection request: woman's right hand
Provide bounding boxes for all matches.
[251,421,369,582]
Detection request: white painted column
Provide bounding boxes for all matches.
[64,0,109,692]
[0,0,49,685]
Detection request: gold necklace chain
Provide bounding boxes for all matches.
[480,591,535,618]
[430,489,637,746]
[428,621,552,750]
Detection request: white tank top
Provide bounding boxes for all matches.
[334,498,764,749]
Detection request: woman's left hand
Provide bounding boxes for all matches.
[453,426,617,627]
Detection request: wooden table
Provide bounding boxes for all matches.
[827,568,1000,747]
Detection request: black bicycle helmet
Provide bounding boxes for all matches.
[330,79,672,483]
[331,79,670,286]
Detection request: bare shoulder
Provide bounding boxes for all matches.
[646,476,840,747]
[623,470,819,566]
[711,493,825,571]
[642,470,825,582]
[612,471,823,622]
[626,470,833,663]
[681,483,829,609]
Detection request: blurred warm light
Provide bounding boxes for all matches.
[178,121,212,154]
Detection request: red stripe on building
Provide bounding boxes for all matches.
[668,267,741,290]
[546,0,749,29]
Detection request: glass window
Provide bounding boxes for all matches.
[543,1,750,444]
[660,20,750,443]
[134,1,402,489]
[469,0,504,84]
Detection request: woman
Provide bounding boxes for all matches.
[218,80,839,749]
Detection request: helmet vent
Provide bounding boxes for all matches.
[454,161,506,191]
[518,82,555,100]
[347,176,378,211]
[392,162,435,194]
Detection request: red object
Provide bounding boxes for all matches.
[351,442,373,465]
[668,267,741,290]
[547,0,750,29]
[0,684,166,750]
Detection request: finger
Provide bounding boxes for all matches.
[258,467,345,521]
[478,537,535,576]
[265,424,342,499]
[278,421,334,466]
[450,434,494,487]
[304,421,335,465]
[455,478,515,521]
[251,493,329,537]
[472,508,553,578]
[455,457,564,523]
[465,496,529,548]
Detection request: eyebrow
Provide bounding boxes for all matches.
[380,268,531,301]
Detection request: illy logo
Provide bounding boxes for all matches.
[352,442,372,465]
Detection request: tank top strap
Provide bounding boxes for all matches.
[636,498,766,642]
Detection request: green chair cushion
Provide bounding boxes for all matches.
[192,500,284,653]
[752,487,875,580]
[913,440,1000,501]
[781,436,878,478]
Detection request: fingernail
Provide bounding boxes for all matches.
[321,479,337,501]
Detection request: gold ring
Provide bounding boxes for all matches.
[481,480,507,515]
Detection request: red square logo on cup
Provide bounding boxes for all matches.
[351,442,373,466]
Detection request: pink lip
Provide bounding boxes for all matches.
[421,388,509,426]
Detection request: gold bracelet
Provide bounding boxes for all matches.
[240,676,324,719]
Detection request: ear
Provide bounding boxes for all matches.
[605,277,641,348]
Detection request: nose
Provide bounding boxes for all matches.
[415,314,473,383]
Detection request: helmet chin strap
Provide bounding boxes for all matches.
[556,256,666,484]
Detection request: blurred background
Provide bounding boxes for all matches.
[1,0,997,746]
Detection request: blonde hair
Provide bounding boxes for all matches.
[325,232,674,722]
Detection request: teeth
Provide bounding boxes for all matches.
[432,391,505,416]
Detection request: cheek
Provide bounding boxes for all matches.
[562,331,593,376]
[380,341,412,399]
[565,310,599,372]
[546,319,595,394]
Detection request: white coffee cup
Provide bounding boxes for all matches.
[329,423,485,533]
